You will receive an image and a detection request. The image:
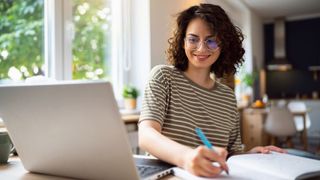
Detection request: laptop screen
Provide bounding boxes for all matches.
[0,81,173,179]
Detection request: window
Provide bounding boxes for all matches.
[0,0,128,98]
[0,0,45,81]
[71,0,112,80]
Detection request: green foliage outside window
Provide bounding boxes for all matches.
[72,0,112,80]
[0,0,112,81]
[0,0,44,80]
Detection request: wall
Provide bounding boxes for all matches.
[250,12,264,99]
[250,13,264,71]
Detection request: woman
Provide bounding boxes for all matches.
[138,3,285,177]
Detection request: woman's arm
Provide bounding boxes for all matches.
[139,120,229,177]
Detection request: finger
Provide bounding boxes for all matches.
[266,145,287,153]
[213,146,228,159]
[188,160,220,178]
[253,146,268,153]
[199,158,223,177]
[201,147,229,173]
[261,147,270,154]
[187,153,222,177]
[219,149,228,159]
[202,146,227,162]
[196,168,220,178]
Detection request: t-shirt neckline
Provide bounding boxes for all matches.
[178,69,219,92]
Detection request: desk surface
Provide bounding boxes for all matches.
[0,157,178,180]
[0,157,71,180]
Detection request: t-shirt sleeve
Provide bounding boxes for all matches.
[228,110,244,155]
[139,66,169,127]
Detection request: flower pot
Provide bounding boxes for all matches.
[124,98,137,110]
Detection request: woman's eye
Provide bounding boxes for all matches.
[206,39,216,44]
[187,37,198,43]
[206,39,218,48]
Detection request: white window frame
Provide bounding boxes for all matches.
[44,0,71,80]
[113,0,132,99]
[44,0,129,99]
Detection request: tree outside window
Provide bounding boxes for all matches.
[72,0,112,80]
[0,0,112,82]
[0,0,44,81]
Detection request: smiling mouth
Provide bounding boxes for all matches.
[194,54,210,60]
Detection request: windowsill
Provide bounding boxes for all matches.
[120,109,140,116]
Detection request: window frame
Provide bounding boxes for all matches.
[0,0,130,99]
[44,0,129,99]
[45,0,70,80]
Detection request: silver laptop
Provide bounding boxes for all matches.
[0,81,173,180]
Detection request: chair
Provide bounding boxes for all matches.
[264,106,297,147]
[287,101,311,149]
[287,101,311,132]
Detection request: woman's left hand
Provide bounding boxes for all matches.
[248,145,287,154]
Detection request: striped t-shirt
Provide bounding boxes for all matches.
[139,65,243,155]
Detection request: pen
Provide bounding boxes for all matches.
[195,127,229,175]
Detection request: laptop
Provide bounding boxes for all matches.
[0,81,173,180]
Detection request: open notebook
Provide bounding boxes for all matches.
[173,152,320,180]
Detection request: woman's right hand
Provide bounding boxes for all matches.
[181,146,228,177]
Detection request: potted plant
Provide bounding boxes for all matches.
[242,73,255,88]
[240,72,257,106]
[122,85,139,110]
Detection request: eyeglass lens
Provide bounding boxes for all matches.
[185,36,219,51]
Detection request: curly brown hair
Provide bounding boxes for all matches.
[166,3,245,78]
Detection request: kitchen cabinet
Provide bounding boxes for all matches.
[264,18,320,99]
[264,18,320,71]
[241,109,269,151]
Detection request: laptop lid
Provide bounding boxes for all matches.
[0,81,155,179]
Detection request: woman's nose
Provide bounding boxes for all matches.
[197,41,208,52]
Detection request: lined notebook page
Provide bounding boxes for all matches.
[173,152,320,180]
[228,152,320,179]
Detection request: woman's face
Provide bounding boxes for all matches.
[184,18,221,72]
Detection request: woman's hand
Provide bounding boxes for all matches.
[248,145,287,154]
[181,146,228,177]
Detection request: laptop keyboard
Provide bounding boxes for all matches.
[134,157,174,178]
[137,165,168,178]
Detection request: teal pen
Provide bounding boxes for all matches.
[195,127,229,175]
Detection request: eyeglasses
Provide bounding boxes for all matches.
[184,36,220,52]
